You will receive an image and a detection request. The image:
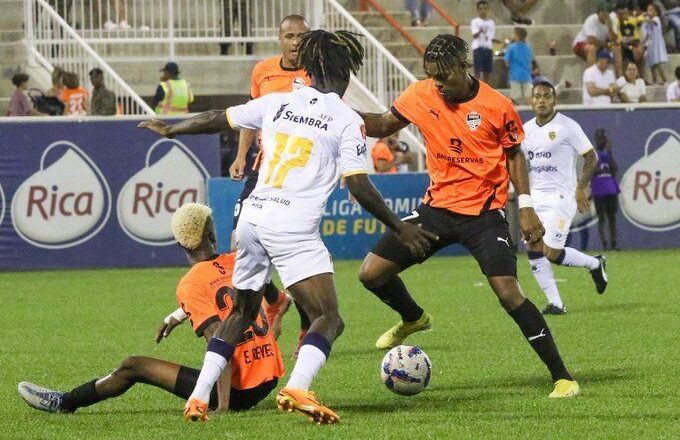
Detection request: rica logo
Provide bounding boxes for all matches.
[620,128,680,231]
[11,142,111,249]
[117,139,210,246]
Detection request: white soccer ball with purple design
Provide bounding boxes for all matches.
[380,345,432,396]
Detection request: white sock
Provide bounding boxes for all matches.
[560,247,599,270]
[285,344,327,391]
[189,351,228,403]
[530,256,563,308]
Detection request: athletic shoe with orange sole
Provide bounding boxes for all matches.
[276,388,339,425]
[184,397,208,422]
[265,292,291,326]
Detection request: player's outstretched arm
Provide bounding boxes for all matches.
[156,307,187,343]
[202,321,232,412]
[357,110,409,138]
[506,145,545,244]
[345,173,437,258]
[138,110,230,138]
[576,149,598,213]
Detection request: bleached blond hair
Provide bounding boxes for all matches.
[171,203,213,250]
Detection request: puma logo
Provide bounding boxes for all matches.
[528,328,546,342]
[429,109,440,120]
[497,236,510,247]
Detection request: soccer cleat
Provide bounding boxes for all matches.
[549,379,580,398]
[183,397,208,422]
[292,329,308,359]
[375,311,433,350]
[265,291,291,327]
[276,388,339,425]
[18,382,67,413]
[541,304,567,315]
[590,255,608,294]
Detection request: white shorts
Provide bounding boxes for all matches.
[534,192,576,249]
[232,221,334,291]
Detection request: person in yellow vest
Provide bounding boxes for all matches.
[152,62,194,115]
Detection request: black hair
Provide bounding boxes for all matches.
[89,67,103,76]
[297,30,364,83]
[515,27,528,40]
[675,66,680,80]
[423,34,469,74]
[532,80,556,95]
[12,72,29,87]
[476,0,489,8]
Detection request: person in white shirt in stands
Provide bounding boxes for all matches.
[572,3,622,76]
[471,1,500,82]
[667,66,680,102]
[616,61,647,103]
[583,49,619,105]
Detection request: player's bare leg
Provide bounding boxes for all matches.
[359,253,432,350]
[488,276,579,397]
[19,357,183,413]
[186,288,263,420]
[277,273,342,424]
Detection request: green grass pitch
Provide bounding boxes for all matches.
[2,249,679,439]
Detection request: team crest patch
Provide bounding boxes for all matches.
[549,131,556,140]
[466,112,482,131]
[292,77,306,89]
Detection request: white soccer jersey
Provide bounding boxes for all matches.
[226,86,368,233]
[522,112,593,195]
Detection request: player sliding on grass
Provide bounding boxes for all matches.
[357,34,579,398]
[523,81,608,315]
[139,30,435,424]
[18,203,285,414]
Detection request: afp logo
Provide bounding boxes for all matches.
[620,129,680,231]
[117,139,210,246]
[11,142,112,249]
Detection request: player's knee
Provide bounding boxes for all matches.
[358,259,386,289]
[117,356,144,379]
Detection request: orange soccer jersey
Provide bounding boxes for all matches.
[250,55,311,99]
[371,141,397,174]
[176,253,284,391]
[392,78,525,215]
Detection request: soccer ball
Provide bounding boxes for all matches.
[380,345,432,396]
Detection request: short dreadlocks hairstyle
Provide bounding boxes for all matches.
[297,30,364,83]
[423,34,469,73]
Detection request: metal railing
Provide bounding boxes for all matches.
[24,0,154,115]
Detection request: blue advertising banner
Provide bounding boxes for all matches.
[0,119,220,270]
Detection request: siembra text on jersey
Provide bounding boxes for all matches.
[280,111,329,131]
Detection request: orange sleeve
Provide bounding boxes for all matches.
[499,100,525,149]
[250,63,262,99]
[391,82,420,125]
[176,280,220,337]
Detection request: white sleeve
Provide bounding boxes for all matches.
[667,83,677,101]
[566,119,593,155]
[638,79,646,97]
[584,15,598,38]
[615,76,626,88]
[339,119,369,177]
[583,68,593,85]
[471,18,480,34]
[226,94,281,130]
[488,20,495,40]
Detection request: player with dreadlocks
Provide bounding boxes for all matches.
[140,30,435,424]
[356,34,580,398]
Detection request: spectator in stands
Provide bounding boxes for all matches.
[591,128,620,250]
[61,72,90,116]
[617,1,647,80]
[7,73,45,117]
[471,1,500,82]
[152,62,194,115]
[583,49,619,105]
[221,1,253,55]
[405,0,432,26]
[371,133,414,174]
[89,68,117,116]
[665,1,680,52]
[667,66,680,100]
[573,3,623,76]
[616,61,648,101]
[504,27,533,104]
[500,0,538,25]
[103,0,130,30]
[45,66,65,101]
[642,3,669,84]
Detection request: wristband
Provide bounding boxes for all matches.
[164,307,187,324]
[518,194,533,209]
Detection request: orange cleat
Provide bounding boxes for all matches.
[276,388,339,425]
[265,291,291,327]
[183,397,208,422]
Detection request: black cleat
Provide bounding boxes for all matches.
[590,255,608,294]
[542,304,567,315]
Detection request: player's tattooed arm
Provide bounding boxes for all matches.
[576,149,598,213]
[506,145,545,244]
[345,174,438,257]
[357,111,409,138]
[203,321,232,413]
[138,110,230,138]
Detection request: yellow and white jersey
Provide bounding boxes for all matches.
[226,86,368,233]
